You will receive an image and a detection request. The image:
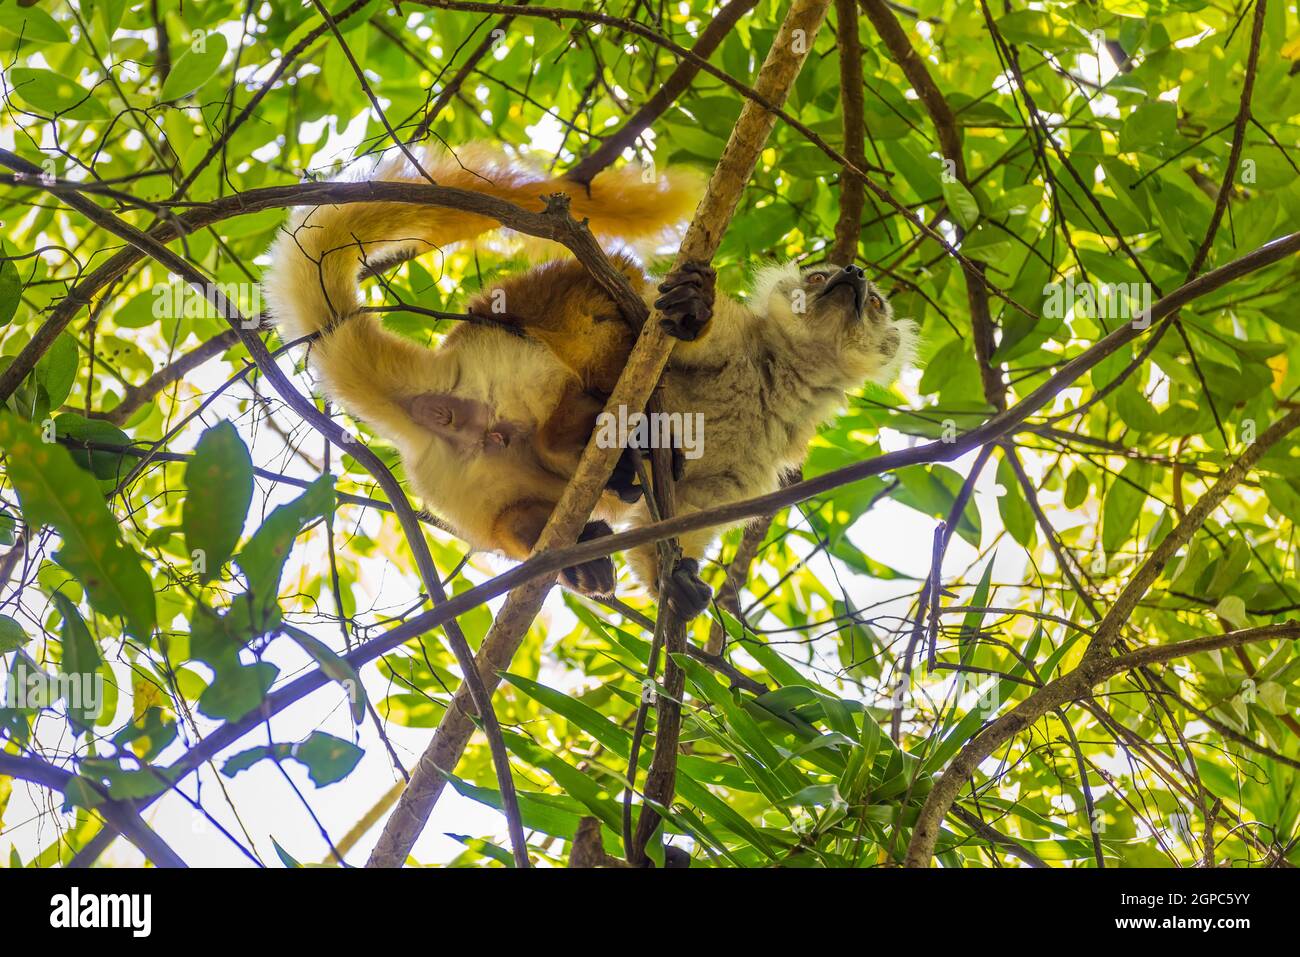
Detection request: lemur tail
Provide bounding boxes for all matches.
[263,143,701,343]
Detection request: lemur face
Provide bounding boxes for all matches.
[753,261,913,382]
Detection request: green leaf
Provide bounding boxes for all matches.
[235,475,334,628]
[272,838,302,868]
[1214,595,1249,631]
[1101,462,1151,555]
[996,455,1035,548]
[1204,538,1251,600]
[1257,681,1287,715]
[0,615,26,654]
[34,334,78,409]
[942,179,980,230]
[500,672,629,754]
[953,558,997,654]
[8,68,108,119]
[292,731,364,786]
[0,4,69,43]
[183,421,254,583]
[197,660,277,721]
[894,464,981,547]
[443,773,591,846]
[0,247,20,327]
[1063,468,1089,510]
[97,0,128,37]
[160,33,229,101]
[503,732,623,833]
[285,626,366,724]
[61,775,106,811]
[0,413,155,640]
[51,594,102,732]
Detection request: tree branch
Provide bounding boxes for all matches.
[0,752,187,868]
[565,0,760,187]
[905,407,1300,867]
[861,0,1004,407]
[365,0,833,868]
[830,0,867,265]
[1,151,537,869]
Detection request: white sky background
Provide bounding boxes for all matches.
[0,38,1132,867]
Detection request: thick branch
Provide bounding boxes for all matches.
[859,0,962,171]
[861,0,1003,407]
[0,753,186,868]
[830,0,867,265]
[1087,408,1300,661]
[91,328,242,425]
[566,0,760,186]
[364,0,833,868]
[905,408,1300,867]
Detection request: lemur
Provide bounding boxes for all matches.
[263,145,914,618]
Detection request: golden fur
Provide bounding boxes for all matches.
[263,146,914,607]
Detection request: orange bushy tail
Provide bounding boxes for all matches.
[263,143,701,343]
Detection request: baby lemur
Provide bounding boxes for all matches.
[264,145,913,617]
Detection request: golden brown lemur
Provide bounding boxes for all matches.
[263,145,914,617]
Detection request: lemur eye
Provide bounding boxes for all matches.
[806,272,828,285]
[869,293,884,311]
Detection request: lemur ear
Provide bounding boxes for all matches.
[748,260,802,311]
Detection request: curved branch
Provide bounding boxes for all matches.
[566,0,761,187]
[1186,0,1267,277]
[0,151,537,869]
[0,753,187,868]
[90,329,242,425]
[905,407,1300,867]
[365,0,834,868]
[0,171,642,403]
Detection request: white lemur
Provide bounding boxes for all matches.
[263,145,914,617]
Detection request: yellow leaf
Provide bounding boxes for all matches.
[1268,352,1288,393]
[133,674,164,722]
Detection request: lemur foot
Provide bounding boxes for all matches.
[664,557,712,619]
[560,521,616,596]
[663,846,692,868]
[606,446,644,504]
[655,262,715,341]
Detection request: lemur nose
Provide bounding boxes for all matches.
[843,264,864,277]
